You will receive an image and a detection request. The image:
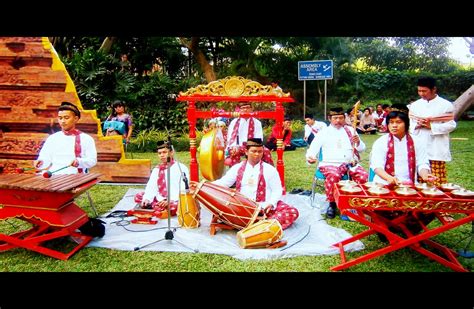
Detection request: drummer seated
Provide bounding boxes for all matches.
[213,138,299,230]
[306,107,368,219]
[134,140,190,216]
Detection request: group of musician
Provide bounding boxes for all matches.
[26,76,456,241]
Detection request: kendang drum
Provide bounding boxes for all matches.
[236,219,283,249]
[192,180,259,229]
[178,192,200,228]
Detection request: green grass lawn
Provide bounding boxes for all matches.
[1,121,473,272]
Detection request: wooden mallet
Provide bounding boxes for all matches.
[42,163,74,178]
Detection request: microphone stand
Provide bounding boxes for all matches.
[134,135,197,252]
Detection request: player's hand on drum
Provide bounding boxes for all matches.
[141,199,151,208]
[157,199,169,208]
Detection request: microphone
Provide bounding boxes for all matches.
[182,172,190,191]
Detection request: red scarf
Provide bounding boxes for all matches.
[235,160,266,202]
[247,117,255,139]
[343,126,360,160]
[385,133,416,183]
[156,160,175,197]
[228,118,241,146]
[63,129,83,173]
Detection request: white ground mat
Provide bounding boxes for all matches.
[87,189,364,260]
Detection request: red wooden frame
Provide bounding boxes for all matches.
[177,77,294,192]
[331,184,474,272]
[0,173,101,260]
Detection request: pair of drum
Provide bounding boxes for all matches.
[191,180,283,249]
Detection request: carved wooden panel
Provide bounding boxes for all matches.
[0,37,150,183]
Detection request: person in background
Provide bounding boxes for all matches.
[265,117,296,151]
[224,102,273,167]
[408,76,457,221]
[306,107,368,219]
[357,107,377,134]
[35,102,97,174]
[104,100,134,145]
[373,104,385,129]
[303,114,327,146]
[120,54,131,72]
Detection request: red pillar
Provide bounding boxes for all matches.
[187,101,199,182]
[275,101,285,194]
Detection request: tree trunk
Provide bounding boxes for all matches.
[99,37,116,54]
[453,85,474,121]
[179,37,216,82]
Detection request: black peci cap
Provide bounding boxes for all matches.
[59,102,81,118]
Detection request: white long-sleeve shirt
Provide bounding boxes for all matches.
[213,161,282,209]
[226,117,263,148]
[408,95,456,161]
[304,121,327,140]
[370,134,430,185]
[37,131,97,174]
[306,125,366,167]
[143,162,190,203]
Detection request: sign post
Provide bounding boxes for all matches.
[298,60,333,120]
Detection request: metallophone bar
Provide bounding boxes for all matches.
[0,173,101,260]
[331,185,474,272]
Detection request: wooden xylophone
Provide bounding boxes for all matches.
[0,173,101,260]
[0,173,101,209]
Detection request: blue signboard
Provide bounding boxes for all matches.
[298,60,333,80]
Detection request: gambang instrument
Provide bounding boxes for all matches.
[0,173,101,260]
[192,180,259,230]
[236,219,283,249]
[178,192,200,228]
[198,128,225,181]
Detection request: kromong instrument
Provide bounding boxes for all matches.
[331,183,474,272]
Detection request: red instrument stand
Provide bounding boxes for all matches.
[331,185,474,272]
[177,76,294,193]
[0,173,101,260]
[209,215,236,235]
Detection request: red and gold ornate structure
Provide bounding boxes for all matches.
[0,173,101,259]
[331,184,474,272]
[176,76,294,191]
[0,37,150,183]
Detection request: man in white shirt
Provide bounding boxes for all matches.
[306,107,368,219]
[370,105,436,186]
[35,102,97,174]
[136,141,190,216]
[224,102,273,167]
[303,114,327,146]
[214,138,298,230]
[408,77,456,186]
